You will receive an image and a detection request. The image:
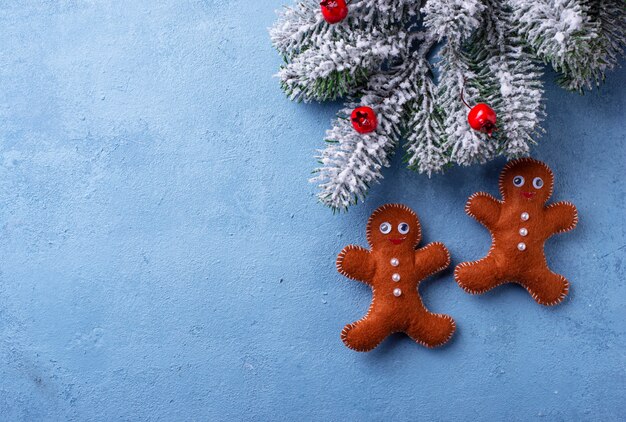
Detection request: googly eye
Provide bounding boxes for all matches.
[398,222,410,235]
[379,222,392,234]
[532,177,544,189]
[513,175,525,187]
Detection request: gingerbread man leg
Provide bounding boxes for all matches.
[519,268,569,306]
[341,311,394,352]
[406,311,455,348]
[454,255,505,294]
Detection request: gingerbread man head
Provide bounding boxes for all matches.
[499,158,555,205]
[366,204,422,250]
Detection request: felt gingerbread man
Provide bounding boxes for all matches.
[455,158,578,306]
[336,204,455,352]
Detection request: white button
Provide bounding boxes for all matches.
[517,242,527,251]
[393,288,402,297]
[519,228,528,236]
[390,258,399,267]
[392,273,401,282]
[521,212,529,221]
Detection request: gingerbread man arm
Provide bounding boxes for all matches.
[414,242,451,280]
[336,245,376,285]
[544,201,578,237]
[465,192,502,227]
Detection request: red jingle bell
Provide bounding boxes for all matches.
[320,0,348,24]
[351,106,377,134]
[467,103,497,136]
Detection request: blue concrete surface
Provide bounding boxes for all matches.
[0,1,624,420]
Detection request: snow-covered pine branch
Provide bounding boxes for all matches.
[425,0,495,166]
[276,29,409,101]
[511,0,602,92]
[312,59,419,210]
[270,1,326,58]
[404,55,447,175]
[437,44,496,165]
[579,0,626,88]
[471,0,545,156]
[594,0,626,64]
[271,0,625,210]
[270,0,420,102]
[422,0,485,43]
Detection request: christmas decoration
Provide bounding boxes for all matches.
[350,106,377,133]
[467,104,497,136]
[455,158,578,306]
[320,0,348,24]
[336,204,455,351]
[270,0,625,211]
[462,80,497,135]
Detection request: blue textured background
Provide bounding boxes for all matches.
[0,1,624,420]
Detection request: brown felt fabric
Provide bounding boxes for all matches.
[336,204,455,352]
[454,158,578,306]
